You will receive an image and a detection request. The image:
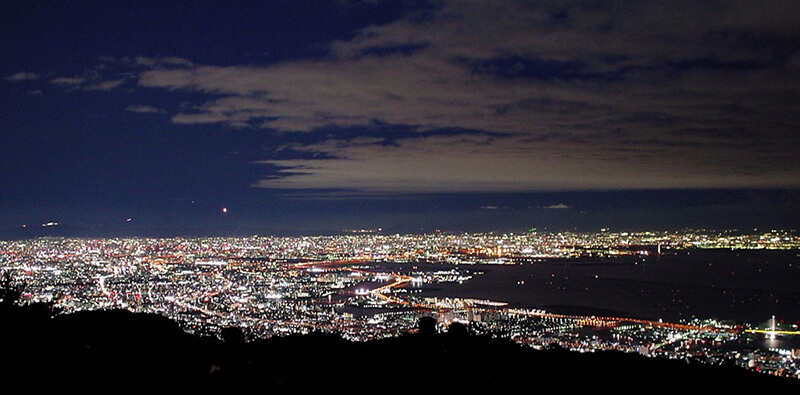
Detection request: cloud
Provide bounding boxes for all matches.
[134,1,800,139]
[85,78,126,91]
[50,75,127,91]
[160,57,194,67]
[539,204,571,210]
[254,133,800,193]
[4,72,40,81]
[118,1,800,192]
[50,76,86,85]
[125,105,161,113]
[134,57,158,67]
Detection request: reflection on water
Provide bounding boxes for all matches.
[370,249,800,325]
[757,335,800,350]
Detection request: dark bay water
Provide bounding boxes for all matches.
[374,249,800,325]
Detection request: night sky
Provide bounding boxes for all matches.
[2,1,800,237]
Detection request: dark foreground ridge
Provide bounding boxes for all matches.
[2,298,798,391]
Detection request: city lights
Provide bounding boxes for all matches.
[1,229,798,379]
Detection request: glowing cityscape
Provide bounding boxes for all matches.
[3,229,799,379]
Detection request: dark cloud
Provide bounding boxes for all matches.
[85,79,126,91]
[125,105,161,113]
[540,204,571,210]
[4,72,39,81]
[50,76,85,86]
